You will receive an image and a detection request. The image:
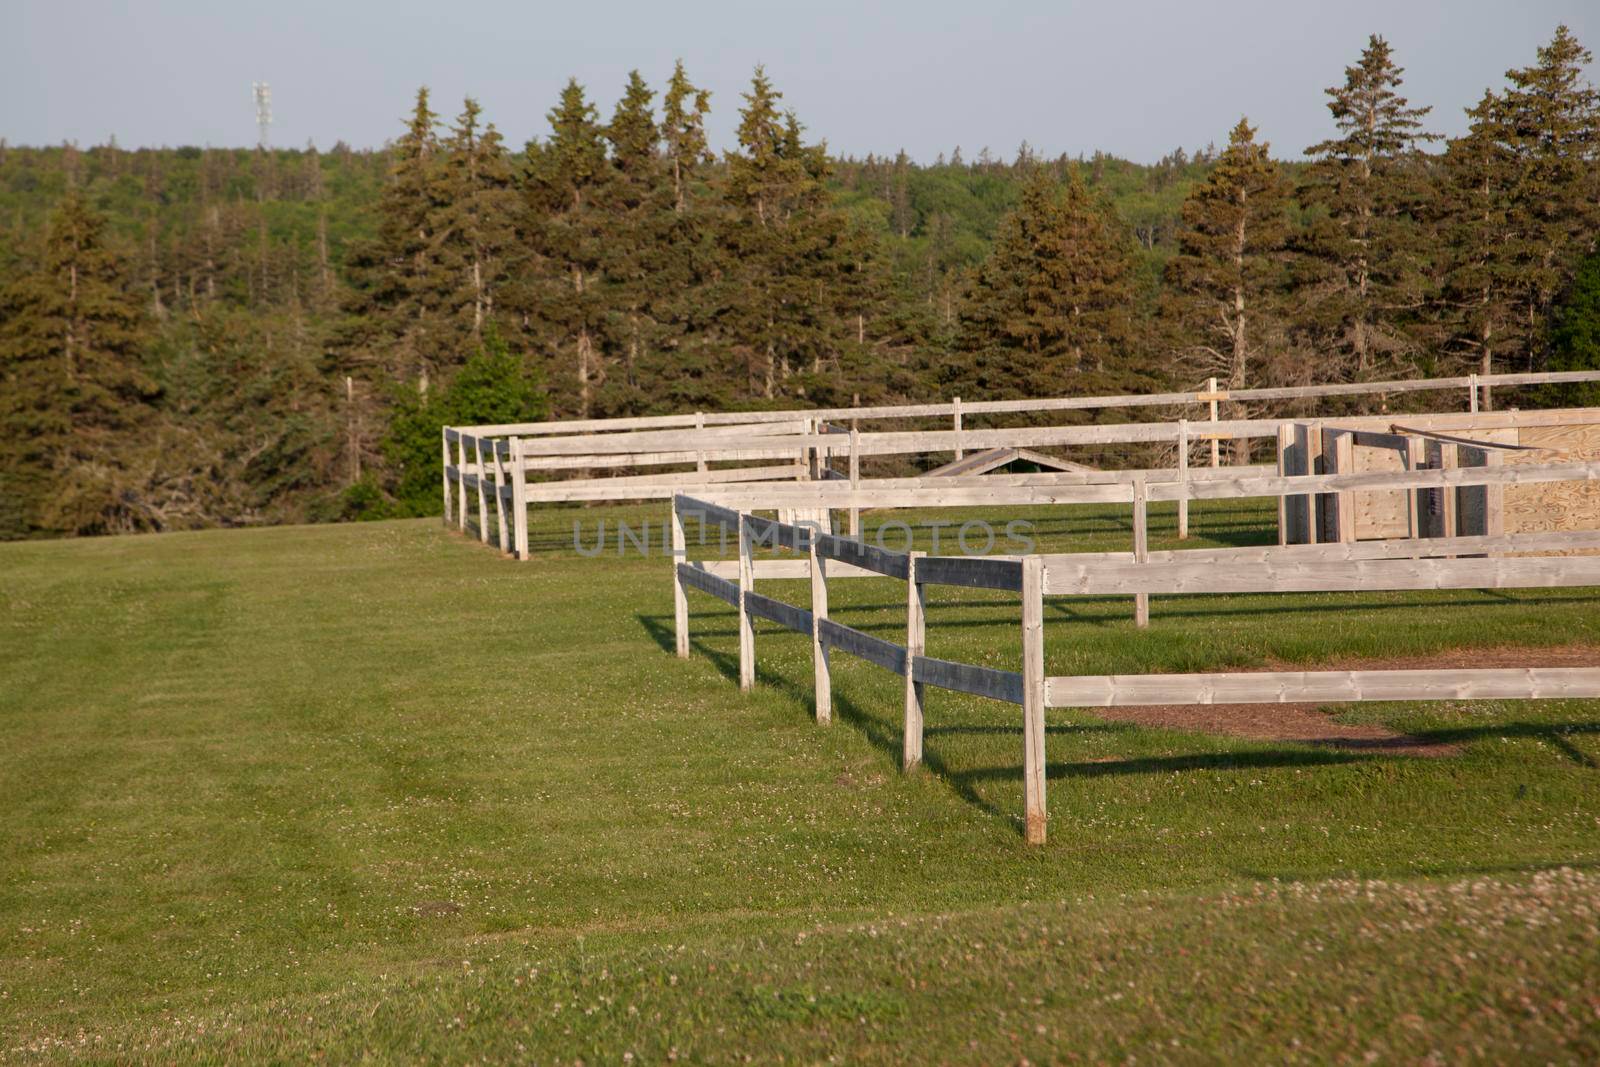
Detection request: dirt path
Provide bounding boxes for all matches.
[1089,646,1599,756]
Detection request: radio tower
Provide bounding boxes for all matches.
[253,82,273,148]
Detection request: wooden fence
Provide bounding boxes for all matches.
[668,469,1600,845]
[444,390,1600,561]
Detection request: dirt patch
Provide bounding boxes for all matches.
[1089,646,1599,757]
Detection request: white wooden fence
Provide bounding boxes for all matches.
[444,392,1600,561]
[668,468,1600,846]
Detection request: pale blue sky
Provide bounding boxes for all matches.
[4,0,1596,162]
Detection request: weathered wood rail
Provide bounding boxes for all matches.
[444,388,1600,562]
[667,484,1600,847]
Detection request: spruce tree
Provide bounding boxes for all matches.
[953,167,1138,401]
[1438,26,1600,405]
[716,67,881,401]
[599,71,667,407]
[1164,118,1292,406]
[342,87,445,391]
[1295,36,1437,380]
[661,60,712,215]
[434,97,518,352]
[0,189,157,536]
[523,78,611,418]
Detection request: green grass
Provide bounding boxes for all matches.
[2,500,1598,1062]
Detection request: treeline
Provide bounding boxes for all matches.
[2,27,1599,539]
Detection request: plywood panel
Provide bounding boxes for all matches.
[1352,444,1409,539]
[1507,422,1600,543]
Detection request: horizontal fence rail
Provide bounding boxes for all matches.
[665,481,1600,847]
[461,369,1600,438]
[445,399,1600,564]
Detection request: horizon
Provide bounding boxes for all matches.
[4,1,1596,165]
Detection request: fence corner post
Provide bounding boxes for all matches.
[1176,417,1190,540]
[848,427,862,537]
[473,437,490,545]
[809,527,831,724]
[671,496,689,659]
[441,427,453,527]
[491,440,509,554]
[510,436,530,561]
[737,510,755,692]
[952,396,964,461]
[1021,555,1047,846]
[456,434,469,532]
[1132,474,1150,629]
[903,550,926,772]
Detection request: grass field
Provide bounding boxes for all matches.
[3,499,1599,1063]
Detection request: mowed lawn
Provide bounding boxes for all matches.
[2,499,1599,1063]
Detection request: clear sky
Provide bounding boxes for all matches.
[4,0,1596,163]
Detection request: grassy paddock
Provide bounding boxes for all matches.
[2,498,1598,1062]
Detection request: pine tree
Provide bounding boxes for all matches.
[598,71,670,410]
[523,78,611,418]
[1295,35,1437,380]
[1163,118,1292,441]
[953,167,1138,400]
[661,60,712,215]
[342,87,445,391]
[716,67,878,401]
[0,189,158,536]
[1437,26,1600,405]
[433,97,518,353]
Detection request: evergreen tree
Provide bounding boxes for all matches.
[598,71,668,410]
[0,189,158,536]
[1437,26,1600,405]
[433,97,518,353]
[716,67,879,400]
[342,87,445,391]
[523,79,611,418]
[661,60,712,215]
[953,168,1139,400]
[1295,36,1437,380]
[1164,118,1293,409]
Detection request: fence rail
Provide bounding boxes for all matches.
[445,395,1600,561]
[668,485,1600,847]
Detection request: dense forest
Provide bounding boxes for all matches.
[3,27,1600,539]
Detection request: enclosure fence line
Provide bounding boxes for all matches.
[460,369,1600,439]
[443,393,1600,563]
[666,467,1600,845]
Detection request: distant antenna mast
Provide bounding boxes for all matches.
[253,81,273,148]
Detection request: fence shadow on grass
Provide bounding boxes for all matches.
[637,610,1600,844]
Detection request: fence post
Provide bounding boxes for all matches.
[809,526,831,723]
[456,435,469,532]
[1132,474,1149,629]
[1275,422,1292,547]
[1405,436,1424,539]
[473,437,490,545]
[510,436,529,561]
[491,441,509,554]
[671,497,689,659]
[737,511,755,692]
[1176,418,1190,540]
[1468,372,1479,414]
[1441,441,1459,544]
[953,397,964,461]
[903,550,926,772]
[848,427,861,537]
[695,412,707,473]
[441,427,453,526]
[1021,555,1047,846]
[1207,376,1220,468]
[1324,429,1356,544]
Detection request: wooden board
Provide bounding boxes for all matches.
[1046,667,1600,708]
[1506,421,1600,542]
